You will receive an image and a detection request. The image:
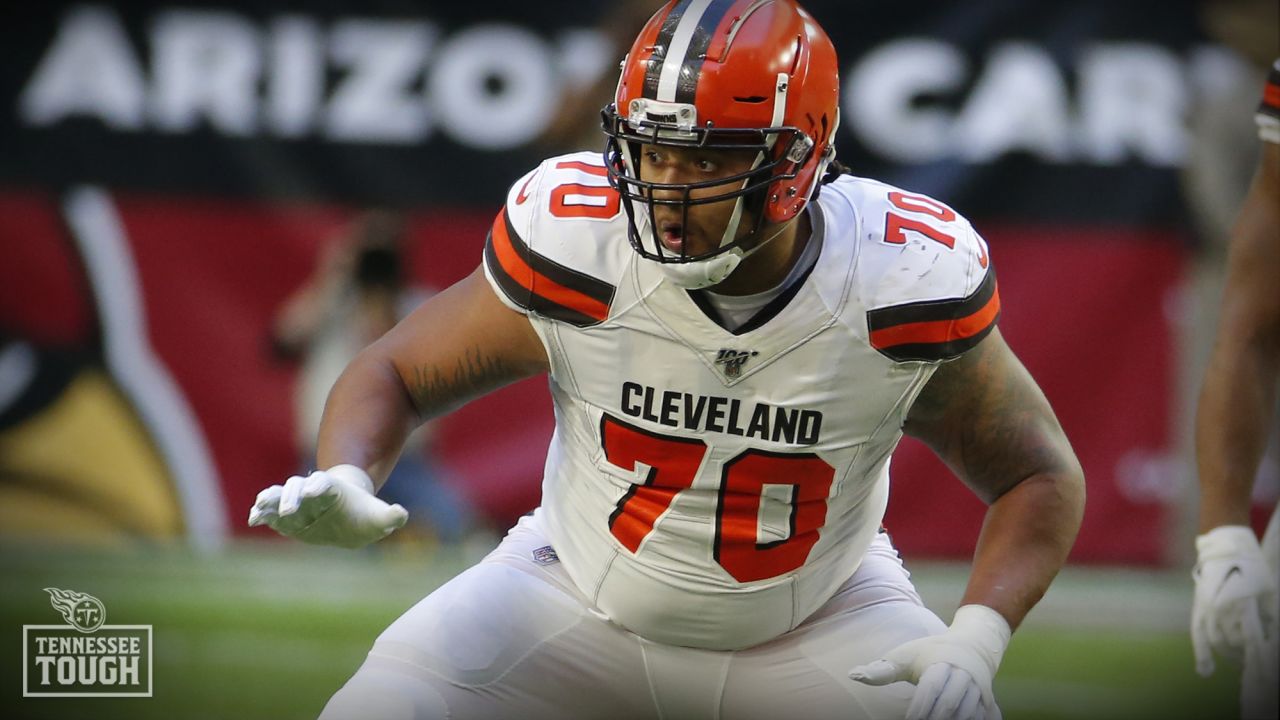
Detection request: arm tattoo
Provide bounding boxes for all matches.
[904,332,1073,503]
[405,346,521,419]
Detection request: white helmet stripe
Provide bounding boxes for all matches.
[656,0,716,102]
[770,72,788,127]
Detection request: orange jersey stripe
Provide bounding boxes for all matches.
[489,210,610,321]
[870,284,1001,349]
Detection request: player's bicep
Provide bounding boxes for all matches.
[375,265,548,419]
[903,328,1079,504]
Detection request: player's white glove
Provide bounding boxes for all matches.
[1191,525,1278,677]
[849,604,1010,720]
[247,464,408,549]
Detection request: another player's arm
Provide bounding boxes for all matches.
[270,240,353,358]
[316,265,549,488]
[1195,141,1280,532]
[903,327,1086,630]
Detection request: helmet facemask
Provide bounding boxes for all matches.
[602,97,815,288]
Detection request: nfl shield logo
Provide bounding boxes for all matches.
[531,546,559,565]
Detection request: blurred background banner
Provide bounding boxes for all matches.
[1,1,1273,562]
[0,0,1213,211]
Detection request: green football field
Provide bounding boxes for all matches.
[0,540,1238,719]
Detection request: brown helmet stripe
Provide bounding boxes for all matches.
[642,0,693,100]
[673,0,740,105]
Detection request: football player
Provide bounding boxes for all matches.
[1192,58,1280,720]
[249,2,1085,718]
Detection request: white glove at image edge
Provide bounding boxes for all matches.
[849,604,1011,720]
[247,464,408,549]
[1191,524,1277,677]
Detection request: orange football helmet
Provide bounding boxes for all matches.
[602,0,840,286]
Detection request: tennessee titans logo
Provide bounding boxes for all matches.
[714,348,759,379]
[44,588,106,633]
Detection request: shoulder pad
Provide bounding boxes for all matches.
[835,177,999,362]
[483,152,625,327]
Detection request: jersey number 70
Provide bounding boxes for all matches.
[601,415,834,583]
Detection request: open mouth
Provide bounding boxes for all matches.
[659,221,685,254]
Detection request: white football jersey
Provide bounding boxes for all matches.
[483,151,998,650]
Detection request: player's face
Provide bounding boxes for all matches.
[638,144,760,259]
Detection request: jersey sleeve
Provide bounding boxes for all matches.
[850,182,999,363]
[482,153,621,328]
[1257,58,1280,145]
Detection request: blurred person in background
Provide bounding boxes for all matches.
[1191,58,1280,719]
[271,211,478,545]
[250,1,1084,718]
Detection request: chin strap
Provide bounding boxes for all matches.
[650,221,792,289]
[654,249,745,289]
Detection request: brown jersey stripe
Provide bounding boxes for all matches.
[483,208,615,327]
[872,323,999,363]
[867,269,1000,362]
[867,268,998,330]
[485,234,532,307]
[502,208,615,306]
[870,286,1000,356]
[485,233,603,327]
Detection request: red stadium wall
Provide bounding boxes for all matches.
[884,227,1185,564]
[0,189,1186,563]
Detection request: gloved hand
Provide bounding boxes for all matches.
[248,464,407,549]
[1191,525,1278,677]
[849,604,1011,720]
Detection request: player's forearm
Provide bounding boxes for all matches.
[960,468,1085,630]
[1195,336,1279,532]
[1197,141,1280,530]
[315,349,417,489]
[310,268,549,487]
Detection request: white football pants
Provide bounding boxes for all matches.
[319,509,946,720]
